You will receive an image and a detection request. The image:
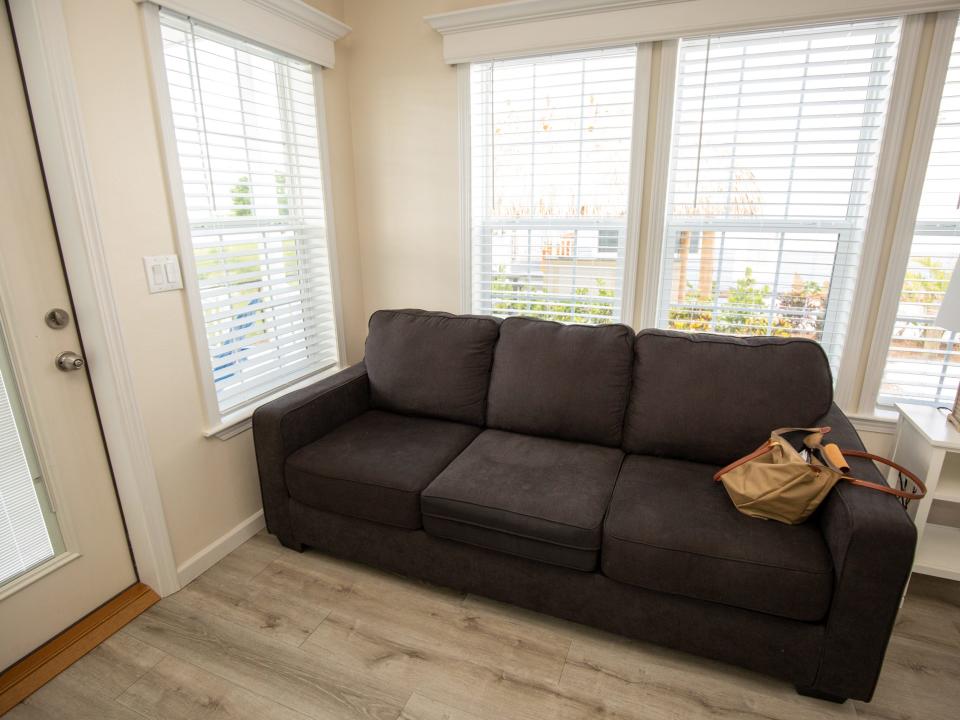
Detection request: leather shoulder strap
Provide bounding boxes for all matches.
[771,426,831,438]
[838,448,927,501]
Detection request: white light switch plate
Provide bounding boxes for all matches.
[143,254,183,293]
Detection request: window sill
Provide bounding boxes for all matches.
[847,409,899,436]
[203,365,344,440]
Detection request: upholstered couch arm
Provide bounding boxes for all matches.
[809,403,916,701]
[252,362,370,545]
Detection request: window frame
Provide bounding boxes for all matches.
[458,45,652,326]
[638,15,926,411]
[858,10,960,415]
[143,4,347,438]
[449,5,960,430]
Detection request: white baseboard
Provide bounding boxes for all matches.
[175,509,265,588]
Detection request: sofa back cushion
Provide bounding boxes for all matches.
[486,317,635,447]
[622,330,833,465]
[365,309,500,425]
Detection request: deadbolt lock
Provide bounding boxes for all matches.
[45,308,70,329]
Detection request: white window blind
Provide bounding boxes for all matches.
[159,11,338,415]
[0,331,55,587]
[879,20,960,407]
[659,19,900,371]
[469,46,639,323]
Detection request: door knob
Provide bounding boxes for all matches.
[55,351,85,371]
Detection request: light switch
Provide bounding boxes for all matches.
[163,257,182,286]
[143,255,184,293]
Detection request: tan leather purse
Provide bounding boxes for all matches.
[713,427,926,524]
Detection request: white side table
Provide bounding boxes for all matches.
[889,403,960,581]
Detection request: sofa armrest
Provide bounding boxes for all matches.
[252,362,370,543]
[810,403,916,701]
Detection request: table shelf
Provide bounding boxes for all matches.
[893,403,960,584]
[936,472,960,504]
[914,523,960,581]
[935,452,960,504]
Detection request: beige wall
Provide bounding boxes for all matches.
[57,0,364,568]
[341,0,502,317]
[305,0,367,363]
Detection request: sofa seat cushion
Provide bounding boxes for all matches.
[602,455,834,622]
[285,410,481,530]
[421,430,623,571]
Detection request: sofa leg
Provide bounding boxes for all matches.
[795,686,847,704]
[279,537,304,553]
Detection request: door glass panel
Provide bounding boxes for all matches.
[0,322,64,587]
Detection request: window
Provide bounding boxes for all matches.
[658,19,901,372]
[878,20,960,408]
[158,11,339,418]
[0,327,63,587]
[468,46,640,324]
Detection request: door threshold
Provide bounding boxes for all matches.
[0,582,159,715]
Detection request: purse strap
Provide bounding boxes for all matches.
[770,426,927,501]
[771,426,831,439]
[835,448,927,501]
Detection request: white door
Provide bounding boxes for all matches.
[0,4,136,670]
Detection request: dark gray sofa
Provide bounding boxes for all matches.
[253,309,916,703]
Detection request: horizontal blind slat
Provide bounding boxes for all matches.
[211,330,338,370]
[0,353,55,586]
[160,10,338,414]
[658,18,900,373]
[470,46,637,324]
[207,309,336,348]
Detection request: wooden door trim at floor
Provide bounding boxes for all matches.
[0,582,158,715]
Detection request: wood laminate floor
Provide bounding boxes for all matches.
[8,531,959,719]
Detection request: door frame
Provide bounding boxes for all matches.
[7,0,179,597]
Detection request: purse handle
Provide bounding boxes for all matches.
[834,448,926,501]
[771,426,927,501]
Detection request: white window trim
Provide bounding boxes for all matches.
[636,39,677,328]
[858,10,960,415]
[140,3,348,438]
[832,13,927,410]
[426,0,957,65]
[458,64,472,313]
[642,19,915,390]
[132,0,350,68]
[622,44,653,326]
[203,362,344,440]
[457,45,653,325]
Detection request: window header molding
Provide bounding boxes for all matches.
[134,0,350,68]
[426,0,958,63]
